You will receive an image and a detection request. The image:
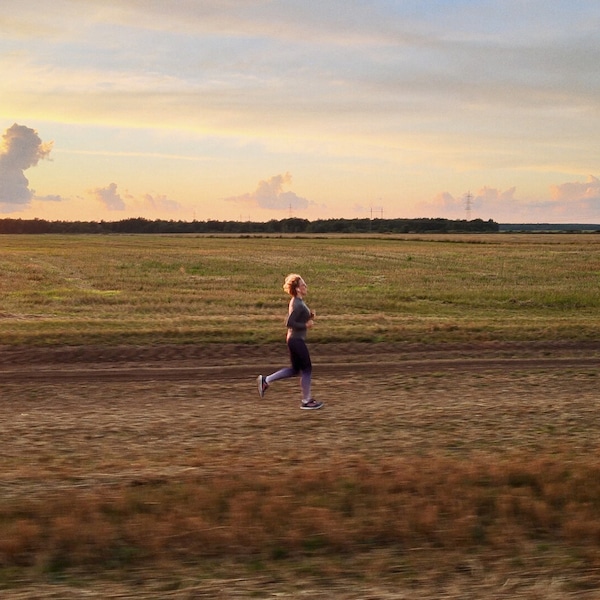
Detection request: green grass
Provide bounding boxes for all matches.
[1,233,600,345]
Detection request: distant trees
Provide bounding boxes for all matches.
[498,223,600,232]
[0,216,500,235]
[305,217,499,234]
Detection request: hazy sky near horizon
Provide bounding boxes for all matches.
[1,0,600,223]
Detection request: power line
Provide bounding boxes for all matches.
[464,191,473,221]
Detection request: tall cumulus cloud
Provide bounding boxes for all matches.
[225,173,309,212]
[0,123,53,212]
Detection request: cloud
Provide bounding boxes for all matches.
[91,182,126,211]
[550,175,600,203]
[420,178,600,223]
[418,186,519,220]
[476,186,517,205]
[89,183,182,214]
[546,175,600,219]
[224,173,309,212]
[141,193,182,212]
[430,191,461,211]
[35,194,63,202]
[0,123,53,212]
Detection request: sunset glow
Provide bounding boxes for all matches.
[1,0,599,223]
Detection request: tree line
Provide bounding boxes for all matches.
[0,217,499,235]
[499,223,600,232]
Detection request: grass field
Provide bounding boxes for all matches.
[1,233,600,598]
[1,233,600,346]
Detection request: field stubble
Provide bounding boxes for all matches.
[1,233,600,345]
[2,234,600,597]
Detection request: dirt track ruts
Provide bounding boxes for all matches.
[0,340,598,382]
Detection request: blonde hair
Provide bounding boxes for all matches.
[283,273,302,297]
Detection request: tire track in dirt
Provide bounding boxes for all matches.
[0,355,597,383]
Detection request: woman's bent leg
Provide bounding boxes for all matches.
[266,367,297,384]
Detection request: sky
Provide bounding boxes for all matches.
[1,0,600,224]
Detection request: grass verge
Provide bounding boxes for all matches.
[2,454,600,579]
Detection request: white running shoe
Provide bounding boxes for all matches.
[301,399,323,410]
[257,375,268,398]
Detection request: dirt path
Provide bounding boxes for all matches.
[1,340,599,383]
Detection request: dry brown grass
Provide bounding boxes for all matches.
[5,454,600,569]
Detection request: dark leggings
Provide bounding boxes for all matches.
[266,337,312,400]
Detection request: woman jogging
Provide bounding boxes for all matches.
[257,273,323,410]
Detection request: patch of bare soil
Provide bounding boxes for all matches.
[1,341,600,598]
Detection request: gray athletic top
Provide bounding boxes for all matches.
[286,296,311,340]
